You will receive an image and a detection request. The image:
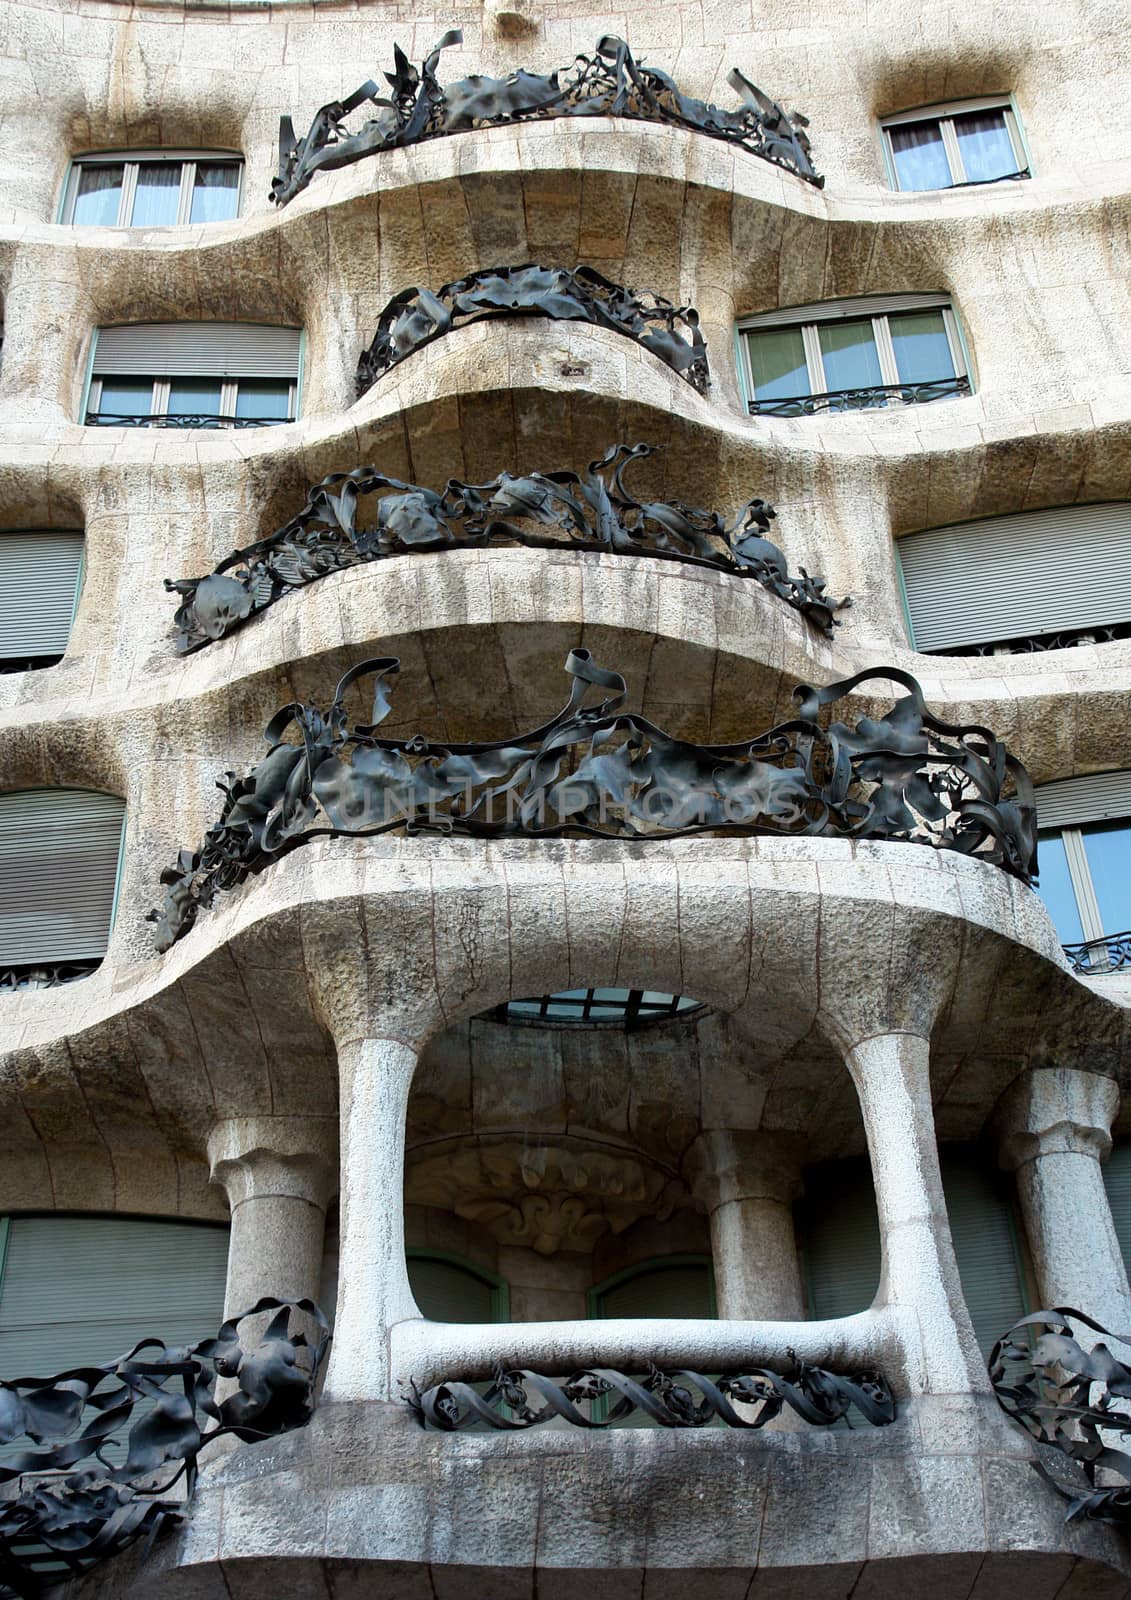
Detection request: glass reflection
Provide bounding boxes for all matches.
[889,310,955,385]
[72,165,123,226]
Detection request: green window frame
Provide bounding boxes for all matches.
[406,1248,509,1322]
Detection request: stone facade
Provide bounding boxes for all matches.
[2,0,1131,1595]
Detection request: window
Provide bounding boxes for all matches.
[407,1251,509,1321]
[1103,1143,1131,1278]
[797,1149,1029,1356]
[0,1215,228,1377]
[740,294,970,416]
[0,788,126,989]
[0,530,83,672]
[495,988,704,1026]
[590,1257,716,1320]
[61,152,242,227]
[85,323,301,428]
[897,503,1131,655]
[881,100,1029,191]
[1033,772,1131,969]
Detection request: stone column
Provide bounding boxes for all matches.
[208,1116,338,1317]
[321,1037,421,1402]
[685,1130,805,1320]
[997,1068,1131,1330]
[844,1032,987,1395]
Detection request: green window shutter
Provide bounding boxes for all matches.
[407,1253,507,1322]
[591,1259,715,1320]
[897,503,1131,652]
[1102,1142,1131,1278]
[1034,770,1131,829]
[0,532,83,662]
[938,1148,1029,1356]
[0,789,125,965]
[92,323,301,379]
[800,1149,1028,1356]
[798,1158,881,1319]
[0,1215,229,1378]
[744,292,951,330]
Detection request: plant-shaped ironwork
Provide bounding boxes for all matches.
[148,649,1037,951]
[356,265,710,394]
[990,1307,1131,1527]
[407,1356,894,1430]
[0,1300,328,1597]
[166,443,846,654]
[271,32,822,206]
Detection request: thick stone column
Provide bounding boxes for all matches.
[322,1037,421,1402]
[685,1130,805,1320]
[997,1069,1131,1330]
[844,1032,987,1395]
[209,1117,338,1317]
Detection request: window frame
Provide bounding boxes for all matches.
[587,1254,718,1320]
[406,1248,510,1323]
[85,374,298,428]
[737,294,970,415]
[879,97,1030,191]
[1033,771,1131,968]
[59,150,245,228]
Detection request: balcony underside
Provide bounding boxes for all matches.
[0,838,1126,1213]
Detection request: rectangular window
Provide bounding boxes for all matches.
[0,531,83,670]
[881,100,1028,191]
[85,323,301,428]
[62,153,243,226]
[1033,771,1131,968]
[739,294,969,416]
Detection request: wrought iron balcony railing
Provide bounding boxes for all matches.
[0,1300,328,1598]
[1062,931,1131,974]
[0,960,102,992]
[749,374,971,417]
[931,619,1131,657]
[84,413,292,429]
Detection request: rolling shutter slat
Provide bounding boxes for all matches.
[0,789,124,963]
[0,1216,229,1378]
[1034,771,1131,829]
[744,293,951,331]
[0,533,82,658]
[93,323,301,379]
[939,1151,1028,1357]
[1103,1144,1131,1280]
[898,503,1131,651]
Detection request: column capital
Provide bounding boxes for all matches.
[208,1116,339,1210]
[684,1129,804,1214]
[996,1068,1119,1172]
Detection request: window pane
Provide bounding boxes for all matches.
[889,121,953,190]
[747,326,809,403]
[190,162,241,223]
[72,164,123,225]
[1035,831,1085,944]
[889,310,956,386]
[1083,821,1131,935]
[817,319,884,394]
[953,110,1018,183]
[91,379,153,421]
[130,162,182,226]
[234,380,292,423]
[167,378,223,423]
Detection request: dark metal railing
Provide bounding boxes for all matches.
[0,960,102,992]
[749,374,971,417]
[1062,931,1131,974]
[931,620,1131,657]
[83,413,291,429]
[0,1300,328,1598]
[0,656,63,675]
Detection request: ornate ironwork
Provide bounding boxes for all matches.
[990,1307,1131,1527]
[148,649,1037,951]
[356,265,709,395]
[749,375,971,417]
[1062,932,1131,974]
[0,1299,328,1598]
[0,961,102,993]
[934,620,1131,657]
[166,443,846,654]
[270,32,822,207]
[407,1357,895,1431]
[84,413,288,430]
